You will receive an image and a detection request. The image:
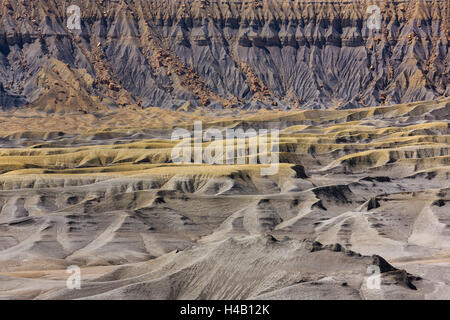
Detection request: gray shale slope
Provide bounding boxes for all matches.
[0,98,449,299]
[0,0,448,111]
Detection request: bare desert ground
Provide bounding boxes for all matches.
[0,98,448,299]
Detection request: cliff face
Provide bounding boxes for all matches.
[0,0,448,111]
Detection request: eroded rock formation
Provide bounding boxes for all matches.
[0,0,448,111]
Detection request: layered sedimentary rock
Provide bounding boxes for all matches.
[0,0,448,111]
[0,98,448,299]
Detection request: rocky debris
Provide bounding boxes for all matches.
[237,61,273,103]
[177,101,195,112]
[138,19,237,108]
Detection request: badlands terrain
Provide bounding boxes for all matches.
[0,0,448,111]
[0,97,448,299]
[0,0,448,300]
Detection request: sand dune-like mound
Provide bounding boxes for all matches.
[0,98,448,299]
[7,236,431,300]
